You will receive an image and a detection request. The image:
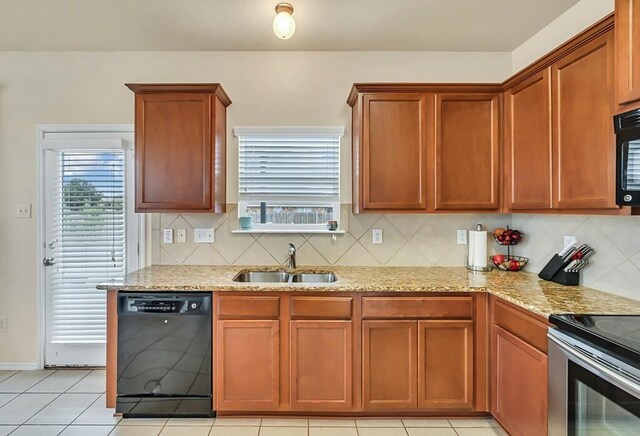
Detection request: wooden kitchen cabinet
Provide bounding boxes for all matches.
[290,320,353,410]
[216,320,280,410]
[126,84,230,213]
[418,320,474,410]
[362,320,418,410]
[616,0,640,107]
[434,94,500,211]
[491,298,550,436]
[504,69,553,210]
[552,32,617,210]
[358,93,432,212]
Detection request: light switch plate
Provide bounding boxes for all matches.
[564,235,577,248]
[163,229,174,244]
[194,228,214,243]
[16,203,31,218]
[372,229,383,244]
[457,230,468,245]
[176,229,187,243]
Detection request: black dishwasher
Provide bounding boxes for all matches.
[117,293,213,417]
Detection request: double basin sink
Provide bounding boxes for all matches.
[233,270,337,284]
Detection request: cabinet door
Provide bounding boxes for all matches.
[216,320,279,410]
[616,0,640,105]
[290,321,353,410]
[552,32,617,210]
[135,92,213,211]
[362,93,432,211]
[418,320,474,410]
[492,326,547,436]
[435,94,500,210]
[362,320,417,410]
[504,70,553,210]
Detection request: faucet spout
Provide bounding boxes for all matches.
[288,243,296,269]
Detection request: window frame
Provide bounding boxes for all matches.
[234,126,344,232]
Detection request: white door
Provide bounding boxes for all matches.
[41,128,140,366]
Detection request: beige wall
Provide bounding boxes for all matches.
[511,0,614,73]
[0,50,511,365]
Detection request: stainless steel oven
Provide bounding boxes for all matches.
[548,328,640,435]
[614,108,640,206]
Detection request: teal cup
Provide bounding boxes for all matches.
[239,216,253,230]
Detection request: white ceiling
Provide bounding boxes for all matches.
[0,0,581,51]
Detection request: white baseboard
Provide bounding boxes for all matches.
[0,363,40,370]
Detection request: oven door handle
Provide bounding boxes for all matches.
[549,334,640,398]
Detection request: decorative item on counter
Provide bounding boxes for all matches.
[466,224,492,272]
[327,220,338,231]
[239,216,253,230]
[489,226,528,272]
[260,202,267,224]
[539,242,594,286]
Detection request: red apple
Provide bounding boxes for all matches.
[493,254,505,264]
[509,259,520,271]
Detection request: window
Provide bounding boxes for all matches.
[235,126,344,231]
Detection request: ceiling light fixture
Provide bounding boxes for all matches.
[273,2,296,40]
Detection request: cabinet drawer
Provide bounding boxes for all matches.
[217,296,280,319]
[493,299,548,353]
[290,297,352,319]
[362,297,473,319]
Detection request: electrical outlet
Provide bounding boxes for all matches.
[16,203,31,218]
[0,317,7,333]
[194,228,214,243]
[457,230,468,245]
[564,235,577,248]
[176,229,187,243]
[163,229,174,244]
[372,229,383,244]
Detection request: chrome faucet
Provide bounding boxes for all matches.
[288,243,296,269]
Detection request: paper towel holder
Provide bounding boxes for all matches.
[465,223,493,272]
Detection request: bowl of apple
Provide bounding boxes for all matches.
[490,255,528,272]
[493,227,523,245]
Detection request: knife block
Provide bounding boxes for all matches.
[538,254,580,286]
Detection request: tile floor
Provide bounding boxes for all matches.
[0,370,507,436]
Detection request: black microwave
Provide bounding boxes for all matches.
[614,108,640,206]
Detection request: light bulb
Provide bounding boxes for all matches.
[273,3,295,39]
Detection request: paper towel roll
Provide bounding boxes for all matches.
[468,229,488,268]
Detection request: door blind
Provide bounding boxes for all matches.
[238,135,340,200]
[49,150,125,343]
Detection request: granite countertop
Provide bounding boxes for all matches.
[98,265,640,319]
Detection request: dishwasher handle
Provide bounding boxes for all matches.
[118,293,211,316]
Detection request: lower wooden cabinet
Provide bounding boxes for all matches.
[290,320,353,410]
[216,320,280,410]
[418,320,474,410]
[491,298,549,436]
[363,320,418,410]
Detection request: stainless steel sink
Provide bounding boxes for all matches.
[232,270,337,283]
[290,272,338,283]
[233,271,290,283]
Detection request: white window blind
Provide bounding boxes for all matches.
[237,129,341,200]
[49,150,125,343]
[625,139,640,190]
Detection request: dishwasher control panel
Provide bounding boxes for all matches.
[118,293,211,315]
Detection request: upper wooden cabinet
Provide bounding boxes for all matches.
[552,32,616,210]
[358,93,432,212]
[616,0,640,107]
[504,69,553,210]
[435,94,500,211]
[126,84,231,213]
[349,85,500,213]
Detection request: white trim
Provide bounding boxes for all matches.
[233,126,345,138]
[0,363,40,371]
[36,124,141,368]
[40,138,129,151]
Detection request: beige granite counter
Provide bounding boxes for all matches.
[98,265,640,318]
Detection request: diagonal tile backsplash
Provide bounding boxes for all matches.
[152,206,640,301]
